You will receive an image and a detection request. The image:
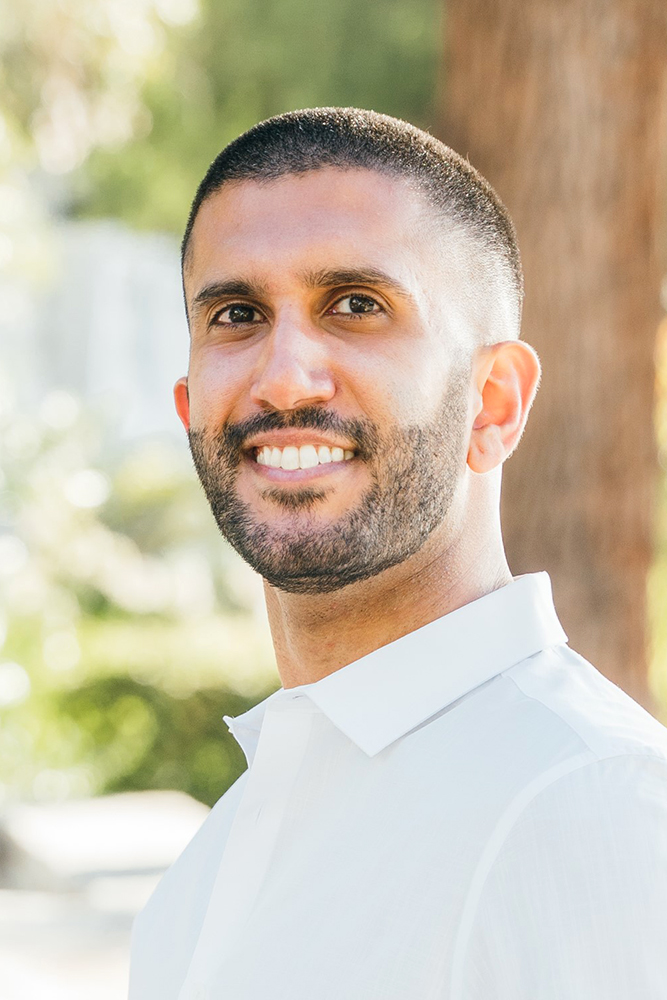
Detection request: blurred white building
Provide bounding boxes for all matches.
[2,219,190,441]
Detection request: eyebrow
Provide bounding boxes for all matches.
[191,278,269,310]
[190,266,413,315]
[300,266,413,299]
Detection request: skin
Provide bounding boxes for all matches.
[176,167,540,688]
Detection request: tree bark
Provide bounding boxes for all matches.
[442,0,667,706]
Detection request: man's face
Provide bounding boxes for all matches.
[180,168,478,594]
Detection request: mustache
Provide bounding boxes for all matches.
[193,407,380,463]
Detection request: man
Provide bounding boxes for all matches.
[129,108,667,999]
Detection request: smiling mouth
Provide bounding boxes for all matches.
[252,443,356,471]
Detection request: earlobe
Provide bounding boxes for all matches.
[174,377,190,433]
[467,341,540,474]
[467,423,506,473]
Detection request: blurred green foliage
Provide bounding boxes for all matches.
[0,386,279,806]
[56,677,251,806]
[73,0,442,233]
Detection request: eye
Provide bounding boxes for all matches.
[329,293,382,316]
[212,303,264,325]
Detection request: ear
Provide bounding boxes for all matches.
[174,377,190,433]
[467,341,541,474]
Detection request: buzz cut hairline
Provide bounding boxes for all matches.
[180,107,524,329]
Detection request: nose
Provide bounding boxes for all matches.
[249,312,336,411]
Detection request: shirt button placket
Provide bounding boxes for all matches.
[177,698,314,1000]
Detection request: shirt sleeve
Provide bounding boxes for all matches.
[457,753,667,1000]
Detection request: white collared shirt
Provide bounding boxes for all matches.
[129,573,667,999]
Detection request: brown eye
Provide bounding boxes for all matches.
[215,304,262,325]
[331,294,381,315]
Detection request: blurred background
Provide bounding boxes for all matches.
[0,0,665,995]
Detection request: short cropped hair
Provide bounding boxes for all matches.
[181,107,523,322]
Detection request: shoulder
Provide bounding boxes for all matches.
[434,643,667,821]
[454,751,667,999]
[129,771,248,1000]
[504,643,667,762]
[497,749,667,860]
[485,645,667,922]
[451,645,667,999]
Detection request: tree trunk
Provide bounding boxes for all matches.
[442,0,667,707]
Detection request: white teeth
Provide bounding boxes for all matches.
[254,443,355,468]
[280,446,300,470]
[298,445,319,469]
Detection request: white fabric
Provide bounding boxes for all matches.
[129,573,667,999]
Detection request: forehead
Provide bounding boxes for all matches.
[185,168,447,289]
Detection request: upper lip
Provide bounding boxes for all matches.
[244,431,357,453]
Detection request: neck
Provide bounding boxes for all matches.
[264,484,511,689]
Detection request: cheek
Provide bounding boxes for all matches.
[340,342,444,430]
[187,351,244,427]
[380,361,449,426]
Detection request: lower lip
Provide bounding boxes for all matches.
[244,454,357,483]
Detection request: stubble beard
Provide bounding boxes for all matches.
[188,368,471,595]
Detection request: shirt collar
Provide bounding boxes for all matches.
[224,572,567,763]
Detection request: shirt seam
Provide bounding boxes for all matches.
[448,748,667,1000]
[504,667,667,763]
[503,669,604,759]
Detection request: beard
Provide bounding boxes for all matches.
[188,366,471,595]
